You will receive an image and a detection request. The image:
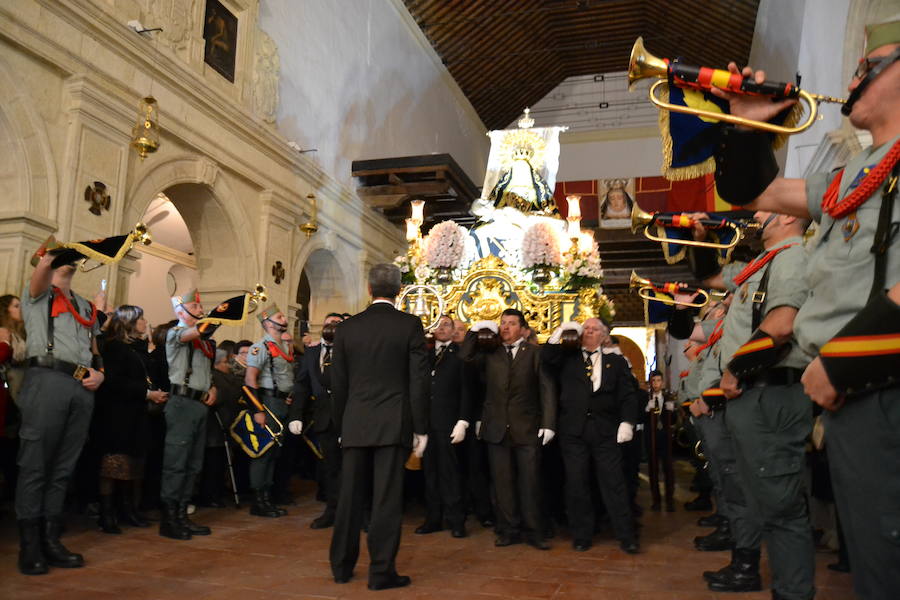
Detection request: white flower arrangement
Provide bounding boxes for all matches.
[424,220,466,269]
[521,222,563,268]
[393,253,430,284]
[562,239,604,280]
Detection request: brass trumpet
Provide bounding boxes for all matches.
[628,37,845,135]
[631,202,760,250]
[629,270,726,309]
[248,283,268,312]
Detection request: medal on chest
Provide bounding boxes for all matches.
[841,210,860,242]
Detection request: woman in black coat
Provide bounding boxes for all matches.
[94,305,168,533]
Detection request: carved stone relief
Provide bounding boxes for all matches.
[251,28,280,123]
[147,0,196,53]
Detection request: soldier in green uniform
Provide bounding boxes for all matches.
[15,250,105,575]
[709,20,900,600]
[160,288,217,540]
[690,212,813,599]
[244,304,293,518]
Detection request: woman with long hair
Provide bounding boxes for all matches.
[93,305,168,533]
[0,294,26,501]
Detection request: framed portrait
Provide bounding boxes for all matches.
[203,0,238,82]
[598,178,636,229]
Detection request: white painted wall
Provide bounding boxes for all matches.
[556,133,663,181]
[258,0,490,186]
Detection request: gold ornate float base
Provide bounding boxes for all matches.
[396,256,610,341]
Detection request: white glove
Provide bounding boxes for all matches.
[450,420,469,444]
[413,433,428,458]
[475,420,482,439]
[288,420,303,435]
[616,422,634,444]
[664,401,676,412]
[473,320,498,334]
[645,399,657,412]
[548,321,583,344]
[538,428,555,446]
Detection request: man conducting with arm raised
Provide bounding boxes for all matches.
[328,263,429,591]
[704,18,900,599]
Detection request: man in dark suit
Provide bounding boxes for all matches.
[645,369,676,512]
[460,308,556,550]
[542,319,640,554]
[288,312,344,528]
[328,264,429,591]
[415,315,472,538]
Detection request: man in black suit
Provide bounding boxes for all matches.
[645,369,676,512]
[542,318,640,554]
[415,315,472,538]
[460,308,556,550]
[328,264,429,591]
[288,312,344,529]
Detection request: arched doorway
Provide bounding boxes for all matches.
[297,248,350,335]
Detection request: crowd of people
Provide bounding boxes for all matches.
[1,18,898,600]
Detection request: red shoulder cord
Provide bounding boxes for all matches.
[821,139,900,219]
[732,243,798,287]
[50,286,97,328]
[695,318,724,353]
[192,339,214,359]
[265,340,294,363]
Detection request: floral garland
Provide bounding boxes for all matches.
[393,253,431,284]
[561,238,604,290]
[424,220,466,269]
[521,222,562,269]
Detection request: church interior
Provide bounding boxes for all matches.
[1,0,897,598]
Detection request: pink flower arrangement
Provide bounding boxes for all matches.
[521,223,563,269]
[424,220,466,269]
[562,239,603,280]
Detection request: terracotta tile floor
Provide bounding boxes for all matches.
[0,466,855,599]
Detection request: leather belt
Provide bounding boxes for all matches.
[743,367,805,388]
[259,388,291,400]
[28,356,89,380]
[170,383,207,401]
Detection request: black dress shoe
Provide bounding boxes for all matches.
[310,513,335,529]
[334,574,352,584]
[414,522,443,535]
[494,533,522,547]
[480,517,495,528]
[368,574,411,590]
[451,526,467,538]
[572,539,592,552]
[526,537,550,550]
[620,540,640,554]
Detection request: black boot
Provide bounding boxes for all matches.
[263,488,287,516]
[250,489,281,518]
[98,495,122,534]
[119,482,150,527]
[684,493,713,511]
[18,519,48,575]
[703,548,741,583]
[707,547,762,592]
[694,521,734,551]
[177,503,211,535]
[42,516,84,568]
[697,513,727,528]
[159,501,191,540]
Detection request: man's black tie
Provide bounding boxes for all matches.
[322,346,332,390]
[505,344,514,364]
[583,349,597,379]
[435,344,447,365]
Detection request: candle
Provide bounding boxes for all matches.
[566,195,581,220]
[567,219,581,241]
[405,218,419,242]
[410,199,425,226]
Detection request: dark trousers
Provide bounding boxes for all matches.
[487,440,541,539]
[198,446,226,503]
[160,395,207,504]
[248,394,288,491]
[824,387,900,600]
[560,422,635,544]
[727,383,814,600]
[422,430,464,528]
[621,428,642,508]
[330,445,406,584]
[317,428,342,514]
[15,368,93,519]
[463,431,494,521]
[647,412,675,506]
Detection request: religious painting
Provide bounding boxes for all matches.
[598,178,636,229]
[203,0,238,82]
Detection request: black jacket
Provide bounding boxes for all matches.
[428,342,473,432]
[460,333,556,446]
[93,338,151,456]
[541,344,637,437]
[290,343,336,432]
[331,303,429,447]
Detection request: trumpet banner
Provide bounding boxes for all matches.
[229,410,277,458]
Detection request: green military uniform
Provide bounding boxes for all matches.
[16,285,99,521]
[161,322,213,505]
[799,133,900,600]
[716,237,814,599]
[245,332,293,493]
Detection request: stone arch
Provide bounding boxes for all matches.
[292,237,359,330]
[0,56,58,219]
[122,154,259,326]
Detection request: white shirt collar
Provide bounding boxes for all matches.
[372,299,394,306]
[435,340,451,350]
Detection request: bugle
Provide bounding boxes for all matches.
[629,270,726,309]
[631,202,760,250]
[628,37,845,135]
